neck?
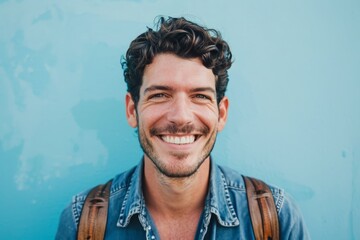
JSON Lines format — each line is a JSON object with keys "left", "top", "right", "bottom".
{"left": 143, "top": 157, "right": 210, "bottom": 217}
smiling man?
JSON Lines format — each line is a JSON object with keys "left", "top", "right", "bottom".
{"left": 56, "top": 17, "right": 309, "bottom": 240}
{"left": 130, "top": 54, "right": 226, "bottom": 179}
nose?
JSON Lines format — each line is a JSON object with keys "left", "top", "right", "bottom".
{"left": 166, "top": 95, "right": 193, "bottom": 125}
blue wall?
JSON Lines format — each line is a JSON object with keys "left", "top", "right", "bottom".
{"left": 1, "top": 0, "right": 359, "bottom": 239}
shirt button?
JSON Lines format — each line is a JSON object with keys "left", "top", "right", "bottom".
{"left": 151, "top": 236, "right": 155, "bottom": 239}
{"left": 148, "top": 226, "right": 152, "bottom": 230}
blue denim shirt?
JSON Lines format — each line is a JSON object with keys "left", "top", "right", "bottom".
{"left": 56, "top": 160, "right": 310, "bottom": 239}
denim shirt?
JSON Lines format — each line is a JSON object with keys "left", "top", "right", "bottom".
{"left": 56, "top": 160, "right": 310, "bottom": 239}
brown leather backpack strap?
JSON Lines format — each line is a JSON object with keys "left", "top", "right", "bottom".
{"left": 243, "top": 176, "right": 280, "bottom": 240}
{"left": 77, "top": 180, "right": 112, "bottom": 240}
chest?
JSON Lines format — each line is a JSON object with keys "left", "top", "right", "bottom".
{"left": 155, "top": 217, "right": 200, "bottom": 240}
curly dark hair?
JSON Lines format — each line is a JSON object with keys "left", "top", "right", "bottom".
{"left": 122, "top": 16, "right": 233, "bottom": 105}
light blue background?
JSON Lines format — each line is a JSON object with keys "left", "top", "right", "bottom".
{"left": 1, "top": 0, "right": 359, "bottom": 239}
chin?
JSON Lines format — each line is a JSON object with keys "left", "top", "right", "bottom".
{"left": 157, "top": 167, "right": 199, "bottom": 178}
{"left": 155, "top": 155, "right": 207, "bottom": 179}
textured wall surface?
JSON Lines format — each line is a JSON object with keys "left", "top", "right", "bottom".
{"left": 0, "top": 0, "right": 359, "bottom": 239}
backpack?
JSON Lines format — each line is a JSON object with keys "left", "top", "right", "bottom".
{"left": 77, "top": 176, "right": 279, "bottom": 240}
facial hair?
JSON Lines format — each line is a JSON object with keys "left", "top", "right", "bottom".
{"left": 137, "top": 121, "right": 217, "bottom": 178}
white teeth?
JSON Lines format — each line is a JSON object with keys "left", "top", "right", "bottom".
{"left": 161, "top": 135, "right": 195, "bottom": 144}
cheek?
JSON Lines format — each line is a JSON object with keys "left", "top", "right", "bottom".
{"left": 140, "top": 103, "right": 219, "bottom": 128}
{"left": 138, "top": 107, "right": 166, "bottom": 127}
{"left": 195, "top": 103, "right": 219, "bottom": 117}
{"left": 194, "top": 108, "right": 219, "bottom": 128}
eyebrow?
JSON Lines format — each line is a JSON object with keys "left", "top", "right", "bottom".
{"left": 190, "top": 87, "right": 216, "bottom": 95}
{"left": 143, "top": 85, "right": 173, "bottom": 94}
{"left": 144, "top": 85, "right": 216, "bottom": 95}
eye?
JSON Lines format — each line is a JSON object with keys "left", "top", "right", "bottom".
{"left": 194, "top": 94, "right": 211, "bottom": 100}
{"left": 150, "top": 93, "right": 165, "bottom": 98}
{"left": 193, "top": 93, "right": 212, "bottom": 103}
{"left": 147, "top": 93, "right": 170, "bottom": 101}
{"left": 196, "top": 94, "right": 209, "bottom": 99}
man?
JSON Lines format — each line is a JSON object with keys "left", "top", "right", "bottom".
{"left": 56, "top": 16, "right": 309, "bottom": 239}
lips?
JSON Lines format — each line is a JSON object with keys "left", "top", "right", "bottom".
{"left": 151, "top": 124, "right": 209, "bottom": 145}
{"left": 161, "top": 135, "right": 196, "bottom": 145}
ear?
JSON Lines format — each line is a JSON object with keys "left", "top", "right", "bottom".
{"left": 217, "top": 96, "right": 229, "bottom": 132}
{"left": 126, "top": 93, "right": 138, "bottom": 128}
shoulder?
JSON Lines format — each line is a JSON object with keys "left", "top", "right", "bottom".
{"left": 216, "top": 164, "right": 310, "bottom": 239}
{"left": 216, "top": 164, "right": 285, "bottom": 213}
{"left": 74, "top": 166, "right": 137, "bottom": 222}
{"left": 55, "top": 166, "right": 138, "bottom": 239}
{"left": 277, "top": 192, "right": 310, "bottom": 238}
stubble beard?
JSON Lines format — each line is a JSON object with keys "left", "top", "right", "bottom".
{"left": 137, "top": 121, "right": 217, "bottom": 179}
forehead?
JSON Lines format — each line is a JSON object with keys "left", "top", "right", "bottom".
{"left": 142, "top": 53, "right": 216, "bottom": 91}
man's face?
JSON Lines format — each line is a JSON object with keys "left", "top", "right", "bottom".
{"left": 126, "top": 53, "right": 228, "bottom": 178}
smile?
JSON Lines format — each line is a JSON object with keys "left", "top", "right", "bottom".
{"left": 161, "top": 135, "right": 196, "bottom": 145}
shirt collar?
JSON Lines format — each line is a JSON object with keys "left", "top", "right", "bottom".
{"left": 116, "top": 161, "right": 145, "bottom": 227}
{"left": 117, "top": 158, "right": 240, "bottom": 228}
{"left": 207, "top": 160, "right": 240, "bottom": 227}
